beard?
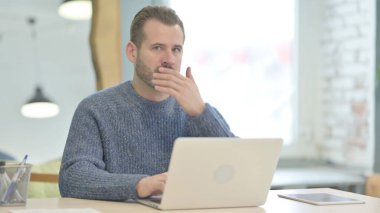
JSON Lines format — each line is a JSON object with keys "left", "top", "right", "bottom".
{"left": 135, "top": 55, "right": 159, "bottom": 89}
{"left": 135, "top": 54, "right": 174, "bottom": 89}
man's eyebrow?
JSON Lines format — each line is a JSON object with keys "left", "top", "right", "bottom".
{"left": 150, "top": 43, "right": 182, "bottom": 47}
{"left": 150, "top": 42, "right": 164, "bottom": 47}
{"left": 174, "top": 44, "right": 183, "bottom": 48}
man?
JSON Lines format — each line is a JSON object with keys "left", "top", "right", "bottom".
{"left": 59, "top": 5, "right": 234, "bottom": 201}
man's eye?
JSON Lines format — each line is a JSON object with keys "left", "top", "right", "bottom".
{"left": 173, "top": 47, "right": 182, "bottom": 53}
{"left": 153, "top": 46, "right": 162, "bottom": 51}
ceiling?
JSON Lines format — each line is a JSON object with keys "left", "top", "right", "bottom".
{"left": 0, "top": 0, "right": 96, "bottom": 163}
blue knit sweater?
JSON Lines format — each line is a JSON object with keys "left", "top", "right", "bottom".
{"left": 59, "top": 81, "right": 234, "bottom": 200}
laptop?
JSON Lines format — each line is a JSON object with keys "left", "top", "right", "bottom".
{"left": 136, "top": 137, "right": 283, "bottom": 210}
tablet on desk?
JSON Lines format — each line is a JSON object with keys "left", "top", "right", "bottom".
{"left": 278, "top": 193, "right": 365, "bottom": 205}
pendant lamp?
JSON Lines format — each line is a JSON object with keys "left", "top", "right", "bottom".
{"left": 20, "top": 17, "right": 60, "bottom": 119}
{"left": 21, "top": 87, "right": 60, "bottom": 119}
{"left": 58, "top": 0, "right": 92, "bottom": 20}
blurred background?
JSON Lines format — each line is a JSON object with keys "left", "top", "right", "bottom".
{"left": 0, "top": 0, "right": 379, "bottom": 197}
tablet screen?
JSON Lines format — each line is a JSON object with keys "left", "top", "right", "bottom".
{"left": 278, "top": 193, "right": 365, "bottom": 205}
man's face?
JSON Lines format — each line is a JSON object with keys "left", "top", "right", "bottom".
{"left": 134, "top": 19, "right": 184, "bottom": 88}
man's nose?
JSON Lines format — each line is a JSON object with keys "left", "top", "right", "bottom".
{"left": 161, "top": 50, "right": 175, "bottom": 67}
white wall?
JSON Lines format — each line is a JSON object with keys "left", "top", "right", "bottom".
{"left": 0, "top": 0, "right": 95, "bottom": 164}
{"left": 295, "top": 0, "right": 375, "bottom": 170}
{"left": 318, "top": 0, "right": 375, "bottom": 170}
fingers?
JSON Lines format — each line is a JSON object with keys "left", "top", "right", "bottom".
{"left": 155, "top": 172, "right": 168, "bottom": 183}
{"left": 152, "top": 65, "right": 204, "bottom": 116}
{"left": 186, "top": 67, "right": 193, "bottom": 80}
{"left": 156, "top": 66, "right": 193, "bottom": 81}
{"left": 136, "top": 172, "right": 168, "bottom": 198}
{"left": 152, "top": 67, "right": 186, "bottom": 97}
{"left": 154, "top": 67, "right": 185, "bottom": 84}
{"left": 152, "top": 66, "right": 193, "bottom": 90}
{"left": 152, "top": 77, "right": 183, "bottom": 92}
{"left": 150, "top": 181, "right": 165, "bottom": 196}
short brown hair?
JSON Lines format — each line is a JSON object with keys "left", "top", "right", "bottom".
{"left": 130, "top": 6, "right": 185, "bottom": 48}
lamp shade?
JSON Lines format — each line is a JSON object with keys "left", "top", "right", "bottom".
{"left": 21, "top": 87, "right": 60, "bottom": 119}
{"left": 58, "top": 0, "right": 92, "bottom": 20}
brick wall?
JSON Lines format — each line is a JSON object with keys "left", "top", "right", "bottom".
{"left": 319, "top": 0, "right": 374, "bottom": 168}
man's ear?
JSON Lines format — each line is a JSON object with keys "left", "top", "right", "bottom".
{"left": 126, "top": 41, "right": 137, "bottom": 63}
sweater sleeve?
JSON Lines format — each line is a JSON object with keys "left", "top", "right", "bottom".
{"left": 59, "top": 100, "right": 147, "bottom": 201}
{"left": 186, "top": 103, "right": 235, "bottom": 137}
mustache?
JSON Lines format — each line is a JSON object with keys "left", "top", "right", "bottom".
{"left": 161, "top": 62, "right": 173, "bottom": 69}
{"left": 154, "top": 62, "right": 174, "bottom": 73}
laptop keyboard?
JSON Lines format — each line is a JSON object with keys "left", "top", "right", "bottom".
{"left": 148, "top": 196, "right": 162, "bottom": 204}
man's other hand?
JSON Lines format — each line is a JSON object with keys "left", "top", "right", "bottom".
{"left": 136, "top": 172, "right": 168, "bottom": 198}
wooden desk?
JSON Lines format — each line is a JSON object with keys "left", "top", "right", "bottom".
{"left": 1, "top": 188, "right": 379, "bottom": 213}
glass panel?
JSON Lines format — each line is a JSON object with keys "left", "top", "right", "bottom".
{"left": 170, "top": 0, "right": 295, "bottom": 144}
